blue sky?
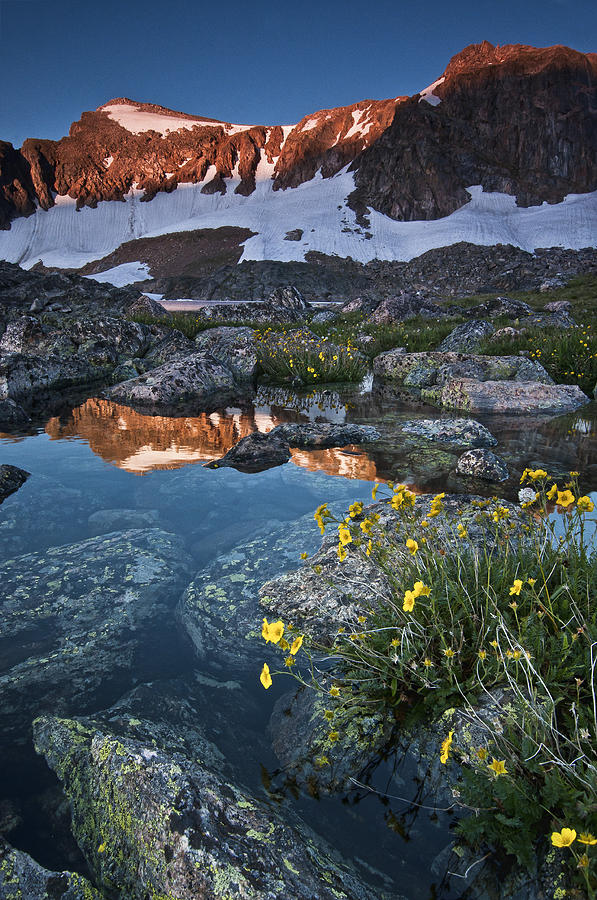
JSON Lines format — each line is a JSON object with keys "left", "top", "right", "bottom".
{"left": 1, "top": 0, "right": 595, "bottom": 147}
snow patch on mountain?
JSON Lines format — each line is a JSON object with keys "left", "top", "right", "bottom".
{"left": 0, "top": 169, "right": 595, "bottom": 274}
{"left": 419, "top": 77, "right": 445, "bottom": 105}
{"left": 101, "top": 102, "right": 254, "bottom": 136}
{"left": 84, "top": 261, "right": 152, "bottom": 286}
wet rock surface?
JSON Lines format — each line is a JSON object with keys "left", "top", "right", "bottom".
{"left": 270, "top": 422, "right": 381, "bottom": 449}
{"left": 0, "top": 397, "right": 30, "bottom": 428}
{"left": 401, "top": 417, "right": 497, "bottom": 448}
{"left": 456, "top": 448, "right": 509, "bottom": 481}
{"left": 0, "top": 838, "right": 102, "bottom": 900}
{"left": 33, "top": 715, "right": 391, "bottom": 900}
{"left": 0, "top": 464, "right": 29, "bottom": 504}
{"left": 438, "top": 378, "right": 590, "bottom": 414}
{"left": 0, "top": 528, "right": 192, "bottom": 741}
{"left": 206, "top": 430, "right": 292, "bottom": 473}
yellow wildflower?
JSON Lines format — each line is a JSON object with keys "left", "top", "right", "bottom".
{"left": 349, "top": 501, "right": 363, "bottom": 518}
{"left": 338, "top": 523, "right": 352, "bottom": 546}
{"left": 443, "top": 648, "right": 456, "bottom": 659}
{"left": 260, "top": 663, "right": 272, "bottom": 689}
{"left": 547, "top": 484, "right": 558, "bottom": 500}
{"left": 300, "top": 551, "right": 308, "bottom": 559}
{"left": 328, "top": 731, "right": 339, "bottom": 743}
{"left": 337, "top": 543, "right": 347, "bottom": 561}
{"left": 406, "top": 538, "right": 418, "bottom": 555}
{"left": 556, "top": 489, "right": 575, "bottom": 508}
{"left": 403, "top": 590, "right": 415, "bottom": 612}
{"left": 509, "top": 579, "right": 523, "bottom": 596}
{"left": 551, "top": 828, "right": 576, "bottom": 847}
{"left": 440, "top": 730, "right": 454, "bottom": 764}
{"left": 478, "top": 649, "right": 487, "bottom": 660}
{"left": 527, "top": 577, "right": 536, "bottom": 586}
{"left": 290, "top": 635, "right": 303, "bottom": 655}
{"left": 279, "top": 638, "right": 290, "bottom": 651}
{"left": 578, "top": 833, "right": 597, "bottom": 845}
{"left": 265, "top": 621, "right": 284, "bottom": 644}
{"left": 413, "top": 581, "right": 430, "bottom": 597}
{"left": 329, "top": 686, "right": 340, "bottom": 697}
{"left": 391, "top": 638, "right": 399, "bottom": 647}
{"left": 423, "top": 658, "right": 433, "bottom": 667}
{"left": 476, "top": 747, "right": 488, "bottom": 761}
{"left": 98, "top": 842, "right": 107, "bottom": 853}
{"left": 284, "top": 656, "right": 295, "bottom": 667}
{"left": 457, "top": 523, "right": 468, "bottom": 539}
{"left": 488, "top": 758, "right": 508, "bottom": 776}
{"left": 371, "top": 484, "right": 379, "bottom": 500}
{"left": 365, "top": 539, "right": 373, "bottom": 557}
{"left": 577, "top": 496, "right": 595, "bottom": 513}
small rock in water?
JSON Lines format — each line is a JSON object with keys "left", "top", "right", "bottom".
{"left": 270, "top": 422, "right": 381, "bottom": 449}
{"left": 456, "top": 448, "right": 509, "bottom": 482}
{"left": 401, "top": 418, "right": 497, "bottom": 448}
{"left": 0, "top": 464, "right": 30, "bottom": 504}
{"left": 206, "top": 430, "right": 291, "bottom": 473}
{"left": 0, "top": 399, "right": 31, "bottom": 428}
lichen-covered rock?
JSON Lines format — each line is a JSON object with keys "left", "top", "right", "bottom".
{"left": 142, "top": 328, "right": 196, "bottom": 368}
{"left": 0, "top": 838, "right": 102, "bottom": 900}
{"left": 269, "top": 684, "right": 394, "bottom": 795}
{"left": 401, "top": 418, "right": 497, "bottom": 448}
{"left": 0, "top": 529, "right": 192, "bottom": 740}
{"left": 463, "top": 296, "right": 534, "bottom": 320}
{"left": 456, "top": 448, "right": 509, "bottom": 481}
{"left": 437, "top": 320, "right": 496, "bottom": 352}
{"left": 194, "top": 326, "right": 258, "bottom": 380}
{"left": 367, "top": 293, "right": 447, "bottom": 324}
{"left": 0, "top": 352, "right": 109, "bottom": 401}
{"left": 433, "top": 378, "right": 590, "bottom": 414}
{"left": 206, "top": 430, "right": 291, "bottom": 473}
{"left": 33, "top": 716, "right": 392, "bottom": 900}
{"left": 373, "top": 350, "right": 552, "bottom": 387}
{"left": 270, "top": 422, "right": 381, "bottom": 448}
{"left": 108, "top": 351, "right": 238, "bottom": 409}
{"left": 0, "top": 464, "right": 29, "bottom": 504}
{"left": 125, "top": 293, "right": 172, "bottom": 320}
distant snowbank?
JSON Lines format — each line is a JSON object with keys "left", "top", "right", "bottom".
{"left": 84, "top": 261, "right": 152, "bottom": 286}
{"left": 1, "top": 170, "right": 595, "bottom": 279}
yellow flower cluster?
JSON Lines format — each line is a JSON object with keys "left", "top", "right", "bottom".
{"left": 402, "top": 580, "right": 431, "bottom": 612}
{"left": 259, "top": 620, "right": 304, "bottom": 689}
{"left": 440, "top": 730, "right": 454, "bottom": 764}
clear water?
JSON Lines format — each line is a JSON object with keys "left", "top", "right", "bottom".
{"left": 1, "top": 383, "right": 596, "bottom": 899}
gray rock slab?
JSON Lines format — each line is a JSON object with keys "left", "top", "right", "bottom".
{"left": 108, "top": 351, "right": 238, "bottom": 408}
{"left": 270, "top": 422, "right": 381, "bottom": 449}
{"left": 206, "top": 430, "right": 291, "bottom": 473}
{"left": 194, "top": 326, "right": 258, "bottom": 380}
{"left": 433, "top": 378, "right": 590, "bottom": 414}
{"left": 0, "top": 838, "right": 102, "bottom": 900}
{"left": 456, "top": 448, "right": 509, "bottom": 481}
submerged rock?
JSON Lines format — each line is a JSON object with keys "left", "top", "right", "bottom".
{"left": 0, "top": 838, "right": 102, "bottom": 900}
{"left": 0, "top": 464, "right": 29, "bottom": 504}
{"left": 456, "top": 448, "right": 509, "bottom": 482}
{"left": 34, "top": 716, "right": 391, "bottom": 900}
{"left": 400, "top": 417, "right": 497, "bottom": 448}
{"left": 270, "top": 422, "right": 381, "bottom": 449}
{"left": 0, "top": 529, "right": 192, "bottom": 740}
{"left": 206, "top": 430, "right": 291, "bottom": 473}
{"left": 108, "top": 351, "right": 238, "bottom": 409}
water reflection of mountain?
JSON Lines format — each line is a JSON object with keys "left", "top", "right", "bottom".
{"left": 43, "top": 395, "right": 382, "bottom": 479}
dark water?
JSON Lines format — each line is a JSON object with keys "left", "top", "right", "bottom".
{"left": 1, "top": 382, "right": 596, "bottom": 899}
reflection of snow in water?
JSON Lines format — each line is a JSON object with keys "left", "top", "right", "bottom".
{"left": 571, "top": 418, "right": 593, "bottom": 435}
{"left": 254, "top": 386, "right": 347, "bottom": 424}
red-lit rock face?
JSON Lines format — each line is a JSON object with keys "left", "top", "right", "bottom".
{"left": 1, "top": 42, "right": 595, "bottom": 230}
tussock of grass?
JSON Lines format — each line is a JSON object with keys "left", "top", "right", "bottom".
{"left": 129, "top": 311, "right": 259, "bottom": 340}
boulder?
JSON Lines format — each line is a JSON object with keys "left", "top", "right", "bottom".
{"left": 142, "top": 329, "right": 196, "bottom": 368}
{"left": 206, "top": 430, "right": 292, "bottom": 473}
{"left": 194, "top": 325, "right": 258, "bottom": 379}
{"left": 436, "top": 379, "right": 590, "bottom": 414}
{"left": 0, "top": 315, "right": 43, "bottom": 354}
{"left": 270, "top": 422, "right": 381, "bottom": 449}
{"left": 463, "top": 296, "right": 534, "bottom": 319}
{"left": 125, "top": 293, "right": 172, "bottom": 320}
{"left": 0, "top": 352, "right": 107, "bottom": 401}
{"left": 456, "top": 448, "right": 509, "bottom": 481}
{"left": 401, "top": 418, "right": 497, "bottom": 448}
{"left": 544, "top": 299, "right": 571, "bottom": 312}
{"left": 437, "top": 320, "right": 495, "bottom": 352}
{"left": 339, "top": 296, "right": 380, "bottom": 316}
{"left": 311, "top": 309, "right": 339, "bottom": 324}
{"left": 0, "top": 529, "right": 192, "bottom": 740}
{"left": 0, "top": 464, "right": 29, "bottom": 504}
{"left": 367, "top": 293, "right": 447, "bottom": 325}
{"left": 33, "top": 716, "right": 385, "bottom": 900}
{"left": 108, "top": 351, "right": 238, "bottom": 409}
{"left": 266, "top": 285, "right": 310, "bottom": 312}
{"left": 373, "top": 350, "right": 552, "bottom": 389}
{"left": 0, "top": 838, "right": 102, "bottom": 900}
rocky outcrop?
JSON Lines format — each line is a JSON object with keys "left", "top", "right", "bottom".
{"left": 400, "top": 418, "right": 497, "bottom": 448}
{"left": 456, "top": 448, "right": 509, "bottom": 481}
{"left": 33, "top": 715, "right": 387, "bottom": 900}
{"left": 367, "top": 292, "right": 446, "bottom": 324}
{"left": 206, "top": 430, "right": 292, "bottom": 472}
{"left": 350, "top": 42, "right": 597, "bottom": 221}
{"left": 0, "top": 397, "right": 30, "bottom": 428}
{"left": 0, "top": 838, "right": 102, "bottom": 900}
{"left": 437, "top": 320, "right": 496, "bottom": 352}
{"left": 0, "top": 529, "right": 192, "bottom": 740}
{"left": 107, "top": 351, "right": 239, "bottom": 409}
{"left": 0, "top": 464, "right": 29, "bottom": 504}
